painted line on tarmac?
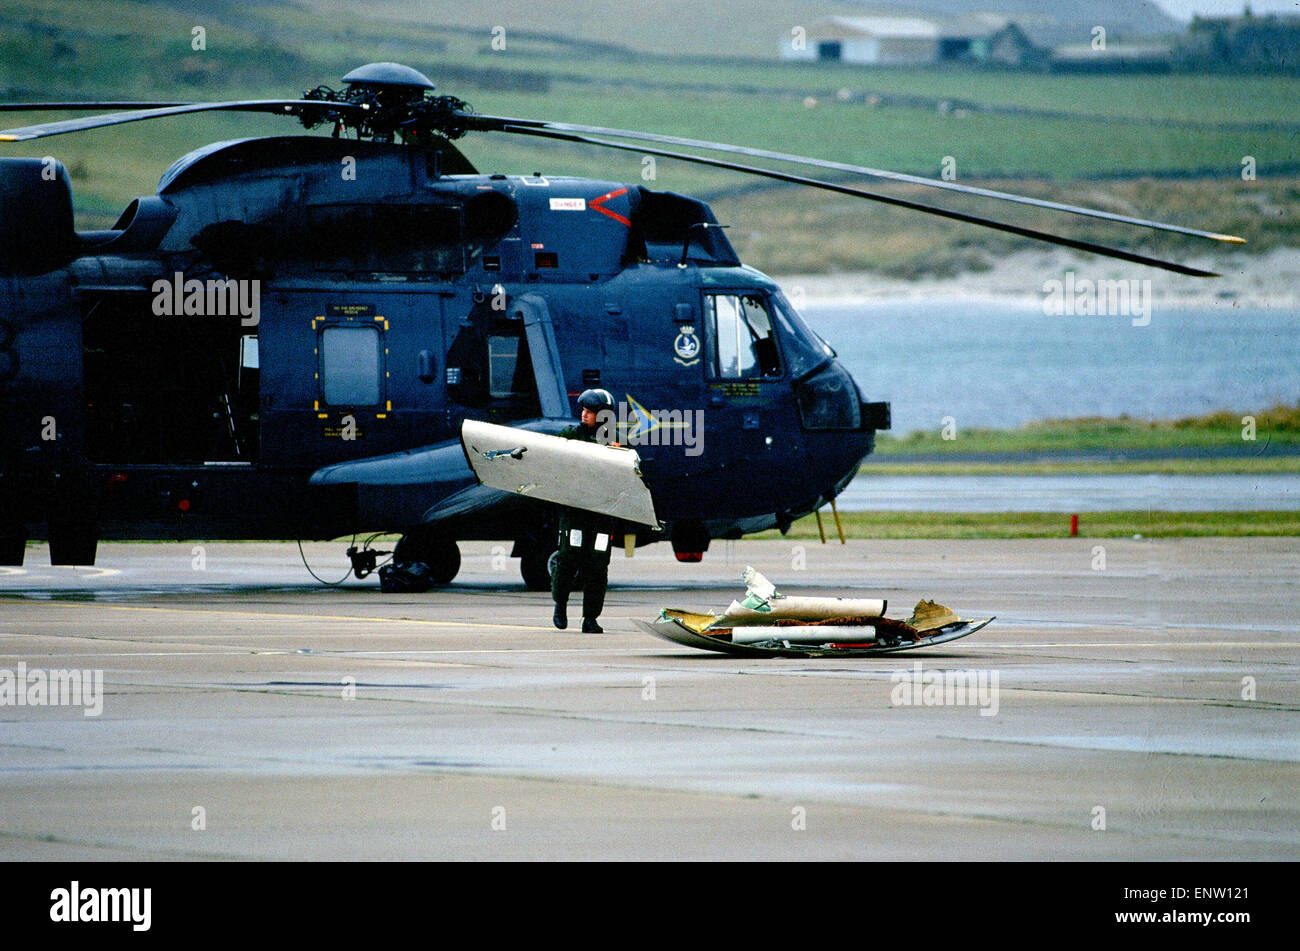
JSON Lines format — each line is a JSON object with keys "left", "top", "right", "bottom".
{"left": 306, "top": 648, "right": 668, "bottom": 655}
{"left": 0, "top": 567, "right": 121, "bottom": 578}
{"left": 974, "top": 641, "right": 1300, "bottom": 649}
{"left": 951, "top": 734, "right": 1300, "bottom": 763}
{"left": 0, "top": 650, "right": 257, "bottom": 658}
{"left": 0, "top": 599, "right": 551, "bottom": 632}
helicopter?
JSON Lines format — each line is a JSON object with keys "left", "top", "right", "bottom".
{"left": 0, "top": 62, "right": 1242, "bottom": 591}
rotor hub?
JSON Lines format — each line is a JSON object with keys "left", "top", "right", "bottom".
{"left": 340, "top": 62, "right": 437, "bottom": 93}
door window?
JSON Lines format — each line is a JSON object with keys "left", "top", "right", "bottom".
{"left": 320, "top": 325, "right": 382, "bottom": 406}
{"left": 488, "top": 335, "right": 525, "bottom": 398}
{"left": 704, "top": 293, "right": 783, "bottom": 379}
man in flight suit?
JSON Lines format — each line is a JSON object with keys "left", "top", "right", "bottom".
{"left": 552, "top": 388, "right": 617, "bottom": 634}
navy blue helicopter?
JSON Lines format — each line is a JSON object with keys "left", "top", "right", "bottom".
{"left": 0, "top": 64, "right": 1240, "bottom": 589}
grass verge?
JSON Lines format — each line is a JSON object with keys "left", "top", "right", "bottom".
{"left": 754, "top": 510, "right": 1300, "bottom": 539}
{"left": 863, "top": 457, "right": 1300, "bottom": 475}
{"left": 874, "top": 404, "right": 1300, "bottom": 457}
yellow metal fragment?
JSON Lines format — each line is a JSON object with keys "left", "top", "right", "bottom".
{"left": 909, "top": 599, "right": 959, "bottom": 633}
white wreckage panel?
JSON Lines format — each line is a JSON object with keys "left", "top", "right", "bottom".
{"left": 462, "top": 419, "right": 660, "bottom": 527}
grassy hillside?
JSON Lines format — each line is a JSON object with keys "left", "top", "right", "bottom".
{"left": 292, "top": 0, "right": 1185, "bottom": 60}
{"left": 292, "top": 0, "right": 872, "bottom": 59}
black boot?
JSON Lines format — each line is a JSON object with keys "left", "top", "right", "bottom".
{"left": 581, "top": 617, "right": 603, "bottom": 634}
{"left": 553, "top": 600, "right": 568, "bottom": 630}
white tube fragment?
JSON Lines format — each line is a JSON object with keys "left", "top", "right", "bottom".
{"left": 729, "top": 625, "right": 877, "bottom": 645}
{"left": 721, "top": 596, "right": 886, "bottom": 624}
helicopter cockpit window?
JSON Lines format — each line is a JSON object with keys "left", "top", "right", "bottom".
{"left": 770, "top": 291, "right": 835, "bottom": 380}
{"left": 704, "top": 293, "right": 783, "bottom": 379}
{"left": 320, "top": 325, "right": 382, "bottom": 406}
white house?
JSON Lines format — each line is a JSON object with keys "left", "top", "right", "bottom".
{"left": 781, "top": 16, "right": 941, "bottom": 66}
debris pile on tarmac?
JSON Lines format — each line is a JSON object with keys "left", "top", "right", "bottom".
{"left": 633, "top": 567, "right": 993, "bottom": 656}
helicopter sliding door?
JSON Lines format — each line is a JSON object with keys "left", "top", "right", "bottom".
{"left": 79, "top": 290, "right": 258, "bottom": 464}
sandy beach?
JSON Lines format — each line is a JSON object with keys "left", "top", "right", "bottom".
{"left": 776, "top": 246, "right": 1300, "bottom": 310}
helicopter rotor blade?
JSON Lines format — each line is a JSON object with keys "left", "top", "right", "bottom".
{"left": 497, "top": 124, "right": 1220, "bottom": 278}
{"left": 461, "top": 112, "right": 1244, "bottom": 246}
{"left": 0, "top": 99, "right": 368, "bottom": 141}
{"left": 0, "top": 102, "right": 192, "bottom": 111}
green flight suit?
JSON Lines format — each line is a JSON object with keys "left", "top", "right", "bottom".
{"left": 551, "top": 423, "right": 615, "bottom": 621}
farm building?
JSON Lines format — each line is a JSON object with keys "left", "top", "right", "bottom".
{"left": 780, "top": 16, "right": 940, "bottom": 66}
{"left": 779, "top": 12, "right": 1058, "bottom": 68}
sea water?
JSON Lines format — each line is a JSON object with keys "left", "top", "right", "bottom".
{"left": 806, "top": 298, "right": 1300, "bottom": 435}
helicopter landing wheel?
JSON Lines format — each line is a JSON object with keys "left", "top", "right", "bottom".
{"left": 543, "top": 549, "right": 583, "bottom": 588}
{"left": 392, "top": 534, "right": 460, "bottom": 585}
{"left": 521, "top": 546, "right": 582, "bottom": 594}
{"left": 519, "top": 547, "right": 552, "bottom": 592}
{"left": 519, "top": 541, "right": 558, "bottom": 592}
{"left": 0, "top": 525, "right": 25, "bottom": 567}
{"left": 48, "top": 519, "right": 98, "bottom": 566}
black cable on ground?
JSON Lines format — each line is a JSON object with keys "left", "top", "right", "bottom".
{"left": 297, "top": 536, "right": 355, "bottom": 585}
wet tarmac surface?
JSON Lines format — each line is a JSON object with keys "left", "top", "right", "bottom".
{"left": 1, "top": 538, "right": 1296, "bottom": 859}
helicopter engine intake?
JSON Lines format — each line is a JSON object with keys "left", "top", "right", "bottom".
{"left": 0, "top": 158, "right": 79, "bottom": 276}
